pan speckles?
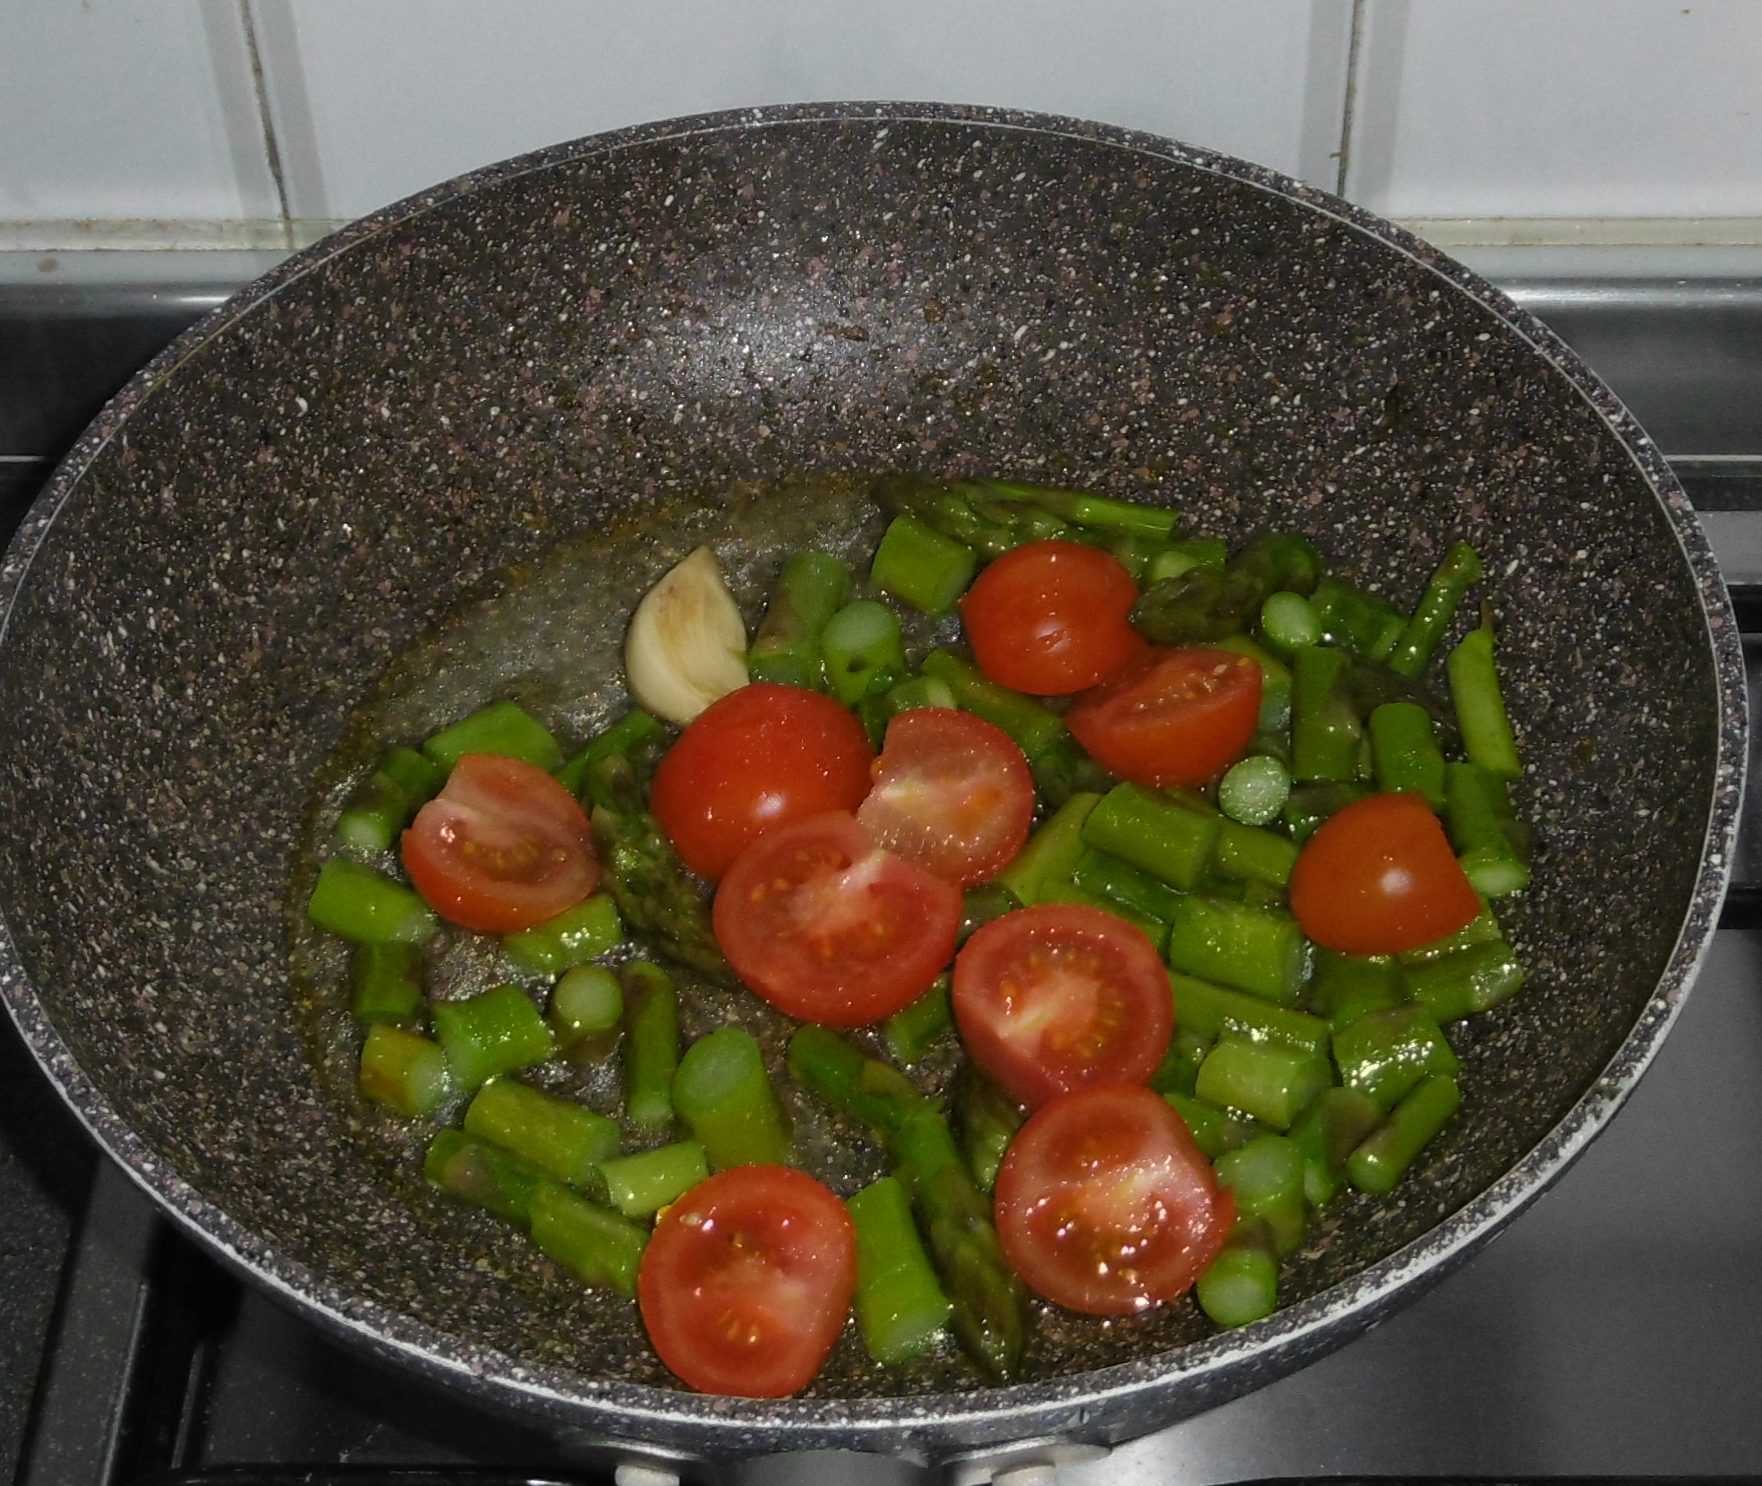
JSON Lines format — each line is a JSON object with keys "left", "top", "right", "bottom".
{"left": 0, "top": 104, "right": 1744, "bottom": 1464}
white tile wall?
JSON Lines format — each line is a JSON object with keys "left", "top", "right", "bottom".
{"left": 251, "top": 0, "right": 1352, "bottom": 223}
{"left": 1345, "top": 0, "right": 1762, "bottom": 221}
{"left": 0, "top": 0, "right": 279, "bottom": 224}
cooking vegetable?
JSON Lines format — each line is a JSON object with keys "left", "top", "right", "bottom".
{"left": 423, "top": 699, "right": 565, "bottom": 774}
{"left": 1214, "top": 1133, "right": 1308, "bottom": 1256}
{"left": 847, "top": 1176, "right": 953, "bottom": 1365}
{"left": 529, "top": 1184, "right": 648, "bottom": 1296}
{"left": 463, "top": 1079, "right": 619, "bottom": 1189}
{"left": 960, "top": 539, "right": 1143, "bottom": 696}
{"left": 672, "top": 1026, "right": 793, "bottom": 1170}
{"left": 1194, "top": 1037, "right": 1332, "bottom": 1131}
{"left": 1217, "top": 753, "right": 1292, "bottom": 827}
{"left": 952, "top": 903, "right": 1172, "bottom": 1108}
{"left": 1444, "top": 760, "right": 1531, "bottom": 898}
{"left": 555, "top": 709, "right": 663, "bottom": 798}
{"left": 637, "top": 1165, "right": 857, "bottom": 1397}
{"left": 1388, "top": 541, "right": 1484, "bottom": 678}
{"left": 1310, "top": 576, "right": 1405, "bottom": 661}
{"left": 1347, "top": 1072, "right": 1462, "bottom": 1195}
{"left": 1080, "top": 782, "right": 1220, "bottom": 892}
{"left": 1196, "top": 1217, "right": 1280, "bottom": 1328}
{"left": 1332, "top": 1003, "right": 1461, "bottom": 1110}
{"left": 648, "top": 682, "right": 874, "bottom": 880}
{"left": 1257, "top": 591, "right": 1322, "bottom": 657}
{"left": 856, "top": 708, "right": 1036, "bottom": 888}
{"left": 1447, "top": 607, "right": 1523, "bottom": 781}
{"left": 1289, "top": 644, "right": 1364, "bottom": 784}
{"left": 623, "top": 545, "right": 750, "bottom": 727}
{"left": 501, "top": 894, "right": 623, "bottom": 976}
{"left": 994, "top": 1084, "right": 1235, "bottom": 1316}
{"left": 870, "top": 514, "right": 976, "bottom": 616}
{"left": 423, "top": 1129, "right": 552, "bottom": 1225}
{"left": 337, "top": 746, "right": 445, "bottom": 853}
{"left": 952, "top": 1066, "right": 1023, "bottom": 1195}
{"left": 358, "top": 1024, "right": 454, "bottom": 1117}
{"left": 993, "top": 791, "right": 1101, "bottom": 905}
{"left": 1171, "top": 970, "right": 1331, "bottom": 1056}
{"left": 820, "top": 598, "right": 908, "bottom": 713}
{"left": 1288, "top": 1085, "right": 1384, "bottom": 1205}
{"left": 621, "top": 960, "right": 679, "bottom": 1133}
{"left": 350, "top": 942, "right": 425, "bottom": 1026}
{"left": 547, "top": 964, "right": 623, "bottom": 1056}
{"left": 1289, "top": 793, "right": 1481, "bottom": 955}
{"left": 1404, "top": 938, "right": 1525, "bottom": 1023}
{"left": 599, "top": 1140, "right": 710, "bottom": 1218}
{"left": 748, "top": 550, "right": 853, "bottom": 689}
{"left": 1368, "top": 700, "right": 1447, "bottom": 809}
{"left": 1066, "top": 647, "right": 1262, "bottom": 788}
{"left": 307, "top": 859, "right": 438, "bottom": 945}
{"left": 432, "top": 984, "right": 556, "bottom": 1091}
{"left": 1130, "top": 531, "right": 1322, "bottom": 644}
{"left": 882, "top": 976, "right": 954, "bottom": 1065}
{"left": 713, "top": 812, "right": 961, "bottom": 1027}
{"left": 1164, "top": 894, "right": 1308, "bottom": 1004}
{"left": 403, "top": 754, "right": 598, "bottom": 934}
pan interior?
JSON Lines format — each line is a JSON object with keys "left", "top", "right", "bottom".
{"left": 0, "top": 111, "right": 1724, "bottom": 1416}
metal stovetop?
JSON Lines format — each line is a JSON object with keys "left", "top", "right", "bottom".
{"left": 1, "top": 244, "right": 1760, "bottom": 1486}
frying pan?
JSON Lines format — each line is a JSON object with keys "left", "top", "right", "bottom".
{"left": 0, "top": 103, "right": 1744, "bottom": 1472}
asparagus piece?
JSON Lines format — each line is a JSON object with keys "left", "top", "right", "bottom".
{"left": 502, "top": 894, "right": 623, "bottom": 977}
{"left": 1163, "top": 1090, "right": 1255, "bottom": 1160}
{"left": 464, "top": 1080, "right": 619, "bottom": 1190}
{"left": 1147, "top": 536, "right": 1229, "bottom": 583}
{"left": 1388, "top": 542, "right": 1483, "bottom": 678}
{"left": 953, "top": 1066, "right": 1024, "bottom": 1195}
{"left": 1332, "top": 1004, "right": 1460, "bottom": 1110}
{"left": 1171, "top": 971, "right": 1332, "bottom": 1057}
{"left": 1404, "top": 939, "right": 1525, "bottom": 1023}
{"left": 424, "top": 1129, "right": 554, "bottom": 1225}
{"left": 350, "top": 942, "right": 425, "bottom": 1026}
{"left": 1217, "top": 754, "right": 1292, "bottom": 827}
{"left": 1214, "top": 1132, "right": 1308, "bottom": 1256}
{"left": 1287, "top": 1085, "right": 1383, "bottom": 1205}
{"left": 432, "top": 985, "right": 557, "bottom": 1090}
{"left": 1306, "top": 949, "right": 1407, "bottom": 1031}
{"left": 597, "top": 1140, "right": 710, "bottom": 1219}
{"left": 307, "top": 859, "right": 437, "bottom": 946}
{"left": 847, "top": 1176, "right": 955, "bottom": 1365}
{"left": 1310, "top": 577, "right": 1405, "bottom": 661}
{"left": 958, "top": 882, "right": 1024, "bottom": 945}
{"left": 872, "top": 474, "right": 1077, "bottom": 557}
{"left": 1038, "top": 879, "right": 1169, "bottom": 954}
{"left": 622, "top": 961, "right": 680, "bottom": 1134}
{"left": 994, "top": 791, "right": 1102, "bottom": 904}
{"left": 1197, "top": 1217, "right": 1280, "bottom": 1328}
{"left": 1150, "top": 1028, "right": 1214, "bottom": 1099}
{"left": 883, "top": 976, "right": 955, "bottom": 1065}
{"left": 1214, "top": 817, "right": 1299, "bottom": 890}
{"left": 422, "top": 698, "right": 564, "bottom": 773}
{"left": 977, "top": 478, "right": 1180, "bottom": 540}
{"left": 1195, "top": 1038, "right": 1333, "bottom": 1131}
{"left": 1082, "top": 783, "right": 1220, "bottom": 892}
{"left": 870, "top": 515, "right": 977, "bottom": 616}
{"left": 1345, "top": 656, "right": 1461, "bottom": 748}
{"left": 548, "top": 964, "right": 624, "bottom": 1061}
{"left": 1290, "top": 645, "right": 1364, "bottom": 784}
{"left": 358, "top": 1024, "right": 455, "bottom": 1118}
{"left": 529, "top": 1184, "right": 648, "bottom": 1296}
{"left": 672, "top": 1026, "right": 793, "bottom": 1170}
{"left": 1258, "top": 591, "right": 1322, "bottom": 657}
{"left": 821, "top": 599, "right": 908, "bottom": 715}
{"left": 556, "top": 709, "right": 663, "bottom": 797}
{"left": 1072, "top": 848, "right": 1187, "bottom": 926}
{"left": 1369, "top": 700, "right": 1447, "bottom": 809}
{"left": 1447, "top": 606, "right": 1523, "bottom": 781}
{"left": 1165, "top": 895, "right": 1309, "bottom": 1005}
{"left": 1282, "top": 780, "right": 1368, "bottom": 845}
{"left": 1131, "top": 531, "right": 1323, "bottom": 644}
{"left": 1216, "top": 633, "right": 1294, "bottom": 735}
{"left": 336, "top": 746, "right": 445, "bottom": 853}
{"left": 1347, "top": 1073, "right": 1462, "bottom": 1195}
{"left": 1445, "top": 760, "right": 1531, "bottom": 898}
{"left": 584, "top": 750, "right": 736, "bottom": 986}
{"left": 747, "top": 550, "right": 853, "bottom": 688}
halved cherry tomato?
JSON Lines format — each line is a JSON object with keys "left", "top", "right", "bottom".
{"left": 995, "top": 1084, "right": 1235, "bottom": 1316}
{"left": 855, "top": 707, "right": 1036, "bottom": 888}
{"left": 402, "top": 753, "right": 597, "bottom": 933}
{"left": 1065, "top": 646, "right": 1261, "bottom": 788}
{"left": 952, "top": 903, "right": 1172, "bottom": 1107}
{"left": 649, "top": 683, "right": 875, "bottom": 881}
{"left": 713, "top": 812, "right": 961, "bottom": 1026}
{"left": 1289, "top": 791, "right": 1481, "bottom": 955}
{"left": 637, "top": 1164, "right": 856, "bottom": 1397}
{"left": 960, "top": 540, "right": 1145, "bottom": 696}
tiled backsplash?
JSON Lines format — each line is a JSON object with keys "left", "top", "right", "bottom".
{"left": 5, "top": 0, "right": 1761, "bottom": 243}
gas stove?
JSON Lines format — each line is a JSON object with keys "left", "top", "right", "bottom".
{"left": 2, "top": 245, "right": 1760, "bottom": 1486}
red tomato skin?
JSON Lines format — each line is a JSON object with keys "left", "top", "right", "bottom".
{"left": 1065, "top": 646, "right": 1262, "bottom": 788}
{"left": 713, "top": 812, "right": 962, "bottom": 1027}
{"left": 638, "top": 1165, "right": 857, "bottom": 1398}
{"left": 1290, "top": 792, "right": 1482, "bottom": 954}
{"left": 995, "top": 1084, "right": 1235, "bottom": 1317}
{"left": 856, "top": 707, "right": 1037, "bottom": 887}
{"left": 650, "top": 683, "right": 875, "bottom": 880}
{"left": 401, "top": 753, "right": 597, "bottom": 933}
{"left": 952, "top": 903, "right": 1172, "bottom": 1108}
{"left": 960, "top": 540, "right": 1145, "bottom": 696}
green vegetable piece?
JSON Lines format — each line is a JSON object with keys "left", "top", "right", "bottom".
{"left": 1214, "top": 817, "right": 1298, "bottom": 889}
{"left": 423, "top": 1129, "right": 553, "bottom": 1224}
{"left": 1215, "top": 633, "right": 1294, "bottom": 735}
{"left": 872, "top": 474, "right": 1067, "bottom": 558}
{"left": 1388, "top": 542, "right": 1483, "bottom": 678}
{"left": 672, "top": 1027, "right": 793, "bottom": 1170}
{"left": 1083, "top": 783, "right": 1220, "bottom": 892}
{"left": 958, "top": 882, "right": 1023, "bottom": 945}
{"left": 1445, "top": 760, "right": 1531, "bottom": 898}
{"left": 1150, "top": 1027, "right": 1214, "bottom": 1098}
{"left": 786, "top": 1025, "right": 932, "bottom": 1138}
{"left": 622, "top": 961, "right": 680, "bottom": 1133}
{"left": 1217, "top": 754, "right": 1292, "bottom": 827}
{"left": 847, "top": 1176, "right": 955, "bottom": 1365}
{"left": 748, "top": 550, "right": 854, "bottom": 688}
{"left": 882, "top": 674, "right": 958, "bottom": 721}
{"left": 1163, "top": 1090, "right": 1255, "bottom": 1160}
{"left": 1307, "top": 949, "right": 1407, "bottom": 1031}
{"left": 432, "top": 985, "right": 556, "bottom": 1090}
{"left": 1258, "top": 590, "right": 1322, "bottom": 657}
{"left": 350, "top": 941, "right": 425, "bottom": 1026}
{"left": 1290, "top": 645, "right": 1364, "bottom": 784}
{"left": 1165, "top": 895, "right": 1309, "bottom": 1005}
{"left": 464, "top": 1080, "right": 619, "bottom": 1189}
{"left": 1369, "top": 701, "right": 1447, "bottom": 810}
{"left": 1197, "top": 1217, "right": 1280, "bottom": 1328}
{"left": 1282, "top": 780, "right": 1367, "bottom": 844}
{"left": 422, "top": 698, "right": 563, "bottom": 772}
{"left": 871, "top": 514, "right": 978, "bottom": 616}
{"left": 822, "top": 599, "right": 908, "bottom": 710}
{"left": 1171, "top": 971, "right": 1331, "bottom": 1056}
{"left": 1039, "top": 879, "right": 1168, "bottom": 954}
{"left": 1395, "top": 903, "right": 1504, "bottom": 966}
{"left": 597, "top": 1140, "right": 710, "bottom": 1218}
{"left": 1288, "top": 1085, "right": 1383, "bottom": 1206}
{"left": 1311, "top": 577, "right": 1405, "bottom": 661}
{"left": 548, "top": 964, "right": 624, "bottom": 1050}
{"left": 336, "top": 746, "right": 445, "bottom": 853}
{"left": 1195, "top": 1038, "right": 1333, "bottom": 1131}
{"left": 1404, "top": 939, "right": 1525, "bottom": 1024}
{"left": 1348, "top": 1073, "right": 1462, "bottom": 1195}
{"left": 1332, "top": 1004, "right": 1460, "bottom": 1110}
{"left": 977, "top": 478, "right": 1180, "bottom": 540}
{"left": 1214, "top": 1132, "right": 1308, "bottom": 1256}
{"left": 883, "top": 977, "right": 955, "bottom": 1065}
{"left": 1446, "top": 608, "right": 1522, "bottom": 780}
{"left": 1146, "top": 537, "right": 1228, "bottom": 585}
{"left": 307, "top": 859, "right": 437, "bottom": 946}
{"left": 529, "top": 1184, "right": 648, "bottom": 1296}
{"left": 502, "top": 894, "right": 623, "bottom": 976}
{"left": 1131, "top": 531, "right": 1323, "bottom": 644}
{"left": 920, "top": 648, "right": 1070, "bottom": 763}
{"left": 953, "top": 1067, "right": 1024, "bottom": 1195}
{"left": 358, "top": 1024, "right": 454, "bottom": 1118}
{"left": 994, "top": 791, "right": 1102, "bottom": 904}
{"left": 556, "top": 710, "right": 663, "bottom": 798}
{"left": 1073, "top": 849, "right": 1187, "bottom": 926}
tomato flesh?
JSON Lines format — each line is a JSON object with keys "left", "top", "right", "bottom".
{"left": 1065, "top": 646, "right": 1261, "bottom": 788}
{"left": 638, "top": 1165, "right": 856, "bottom": 1397}
{"left": 713, "top": 812, "right": 962, "bottom": 1026}
{"left": 401, "top": 753, "right": 598, "bottom": 933}
{"left": 952, "top": 903, "right": 1172, "bottom": 1108}
{"left": 1290, "top": 791, "right": 1481, "bottom": 954}
{"left": 960, "top": 540, "right": 1145, "bottom": 696}
{"left": 649, "top": 683, "right": 874, "bottom": 880}
{"left": 856, "top": 707, "right": 1036, "bottom": 887}
{"left": 995, "top": 1084, "right": 1235, "bottom": 1316}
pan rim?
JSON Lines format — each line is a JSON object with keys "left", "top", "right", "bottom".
{"left": 0, "top": 99, "right": 1745, "bottom": 1459}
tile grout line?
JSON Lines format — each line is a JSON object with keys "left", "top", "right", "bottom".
{"left": 237, "top": 0, "right": 294, "bottom": 252}
{"left": 1335, "top": 0, "right": 1368, "bottom": 199}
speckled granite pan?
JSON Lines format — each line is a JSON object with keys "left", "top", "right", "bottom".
{"left": 0, "top": 105, "right": 1744, "bottom": 1470}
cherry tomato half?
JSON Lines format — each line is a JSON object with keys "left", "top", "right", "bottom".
{"left": 401, "top": 753, "right": 598, "bottom": 933}
{"left": 855, "top": 707, "right": 1036, "bottom": 888}
{"left": 952, "top": 903, "right": 1172, "bottom": 1108}
{"left": 1065, "top": 646, "right": 1261, "bottom": 788}
{"left": 650, "top": 683, "right": 875, "bottom": 880}
{"left": 713, "top": 812, "right": 962, "bottom": 1026}
{"left": 638, "top": 1165, "right": 856, "bottom": 1397}
{"left": 995, "top": 1084, "right": 1235, "bottom": 1317}
{"left": 960, "top": 540, "right": 1145, "bottom": 696}
{"left": 1289, "top": 792, "right": 1481, "bottom": 955}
